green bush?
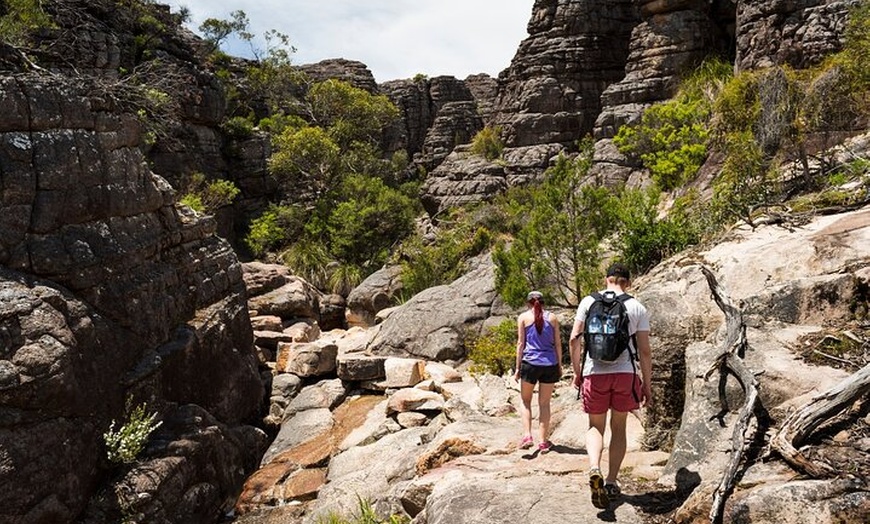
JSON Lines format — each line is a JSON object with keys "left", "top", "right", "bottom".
{"left": 614, "top": 94, "right": 711, "bottom": 191}
{"left": 245, "top": 204, "right": 306, "bottom": 257}
{"left": 468, "top": 319, "right": 517, "bottom": 376}
{"left": 222, "top": 116, "right": 255, "bottom": 139}
{"left": 615, "top": 58, "right": 732, "bottom": 191}
{"left": 103, "top": 401, "right": 162, "bottom": 464}
{"left": 179, "top": 173, "right": 240, "bottom": 214}
{"left": 470, "top": 126, "right": 504, "bottom": 161}
{"left": 614, "top": 187, "right": 704, "bottom": 274}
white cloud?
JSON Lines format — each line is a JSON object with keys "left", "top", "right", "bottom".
{"left": 163, "top": 0, "right": 533, "bottom": 82}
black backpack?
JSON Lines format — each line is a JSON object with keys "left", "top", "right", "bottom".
{"left": 583, "top": 291, "right": 635, "bottom": 362}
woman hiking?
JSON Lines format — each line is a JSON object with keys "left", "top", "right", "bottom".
{"left": 514, "top": 290, "right": 563, "bottom": 453}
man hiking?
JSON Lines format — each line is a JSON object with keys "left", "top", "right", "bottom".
{"left": 569, "top": 263, "right": 653, "bottom": 509}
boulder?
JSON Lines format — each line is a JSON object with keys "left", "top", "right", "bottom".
{"left": 248, "top": 277, "right": 322, "bottom": 321}
{"left": 336, "top": 354, "right": 387, "bottom": 382}
{"left": 386, "top": 389, "right": 446, "bottom": 415}
{"left": 346, "top": 265, "right": 403, "bottom": 328}
{"left": 276, "top": 342, "right": 338, "bottom": 377}
{"left": 367, "top": 255, "right": 498, "bottom": 361}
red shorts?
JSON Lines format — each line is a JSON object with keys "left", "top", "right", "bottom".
{"left": 582, "top": 373, "right": 641, "bottom": 414}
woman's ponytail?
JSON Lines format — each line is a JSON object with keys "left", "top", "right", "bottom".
{"left": 533, "top": 298, "right": 544, "bottom": 334}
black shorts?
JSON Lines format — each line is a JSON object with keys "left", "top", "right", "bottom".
{"left": 519, "top": 361, "right": 560, "bottom": 384}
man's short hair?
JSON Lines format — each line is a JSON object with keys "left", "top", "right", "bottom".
{"left": 606, "top": 263, "right": 631, "bottom": 280}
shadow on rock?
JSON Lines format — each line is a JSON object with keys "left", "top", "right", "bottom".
{"left": 612, "top": 467, "right": 702, "bottom": 517}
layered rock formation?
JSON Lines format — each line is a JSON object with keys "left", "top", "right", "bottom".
{"left": 0, "top": 68, "right": 262, "bottom": 524}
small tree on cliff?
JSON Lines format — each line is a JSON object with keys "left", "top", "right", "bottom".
{"left": 493, "top": 139, "right": 617, "bottom": 307}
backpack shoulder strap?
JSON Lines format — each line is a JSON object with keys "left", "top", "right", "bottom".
{"left": 590, "top": 291, "right": 604, "bottom": 302}
{"left": 616, "top": 293, "right": 633, "bottom": 304}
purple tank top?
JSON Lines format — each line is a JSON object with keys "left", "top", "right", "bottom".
{"left": 523, "top": 313, "right": 557, "bottom": 366}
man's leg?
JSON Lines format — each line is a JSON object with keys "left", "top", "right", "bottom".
{"left": 586, "top": 412, "right": 607, "bottom": 470}
{"left": 587, "top": 411, "right": 610, "bottom": 508}
{"left": 607, "top": 410, "right": 629, "bottom": 483}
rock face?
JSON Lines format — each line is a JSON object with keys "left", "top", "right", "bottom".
{"left": 492, "top": 0, "right": 639, "bottom": 148}
{"left": 0, "top": 73, "right": 263, "bottom": 523}
{"left": 735, "top": 0, "right": 861, "bottom": 71}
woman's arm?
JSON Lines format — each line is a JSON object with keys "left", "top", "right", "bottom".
{"left": 514, "top": 314, "right": 526, "bottom": 380}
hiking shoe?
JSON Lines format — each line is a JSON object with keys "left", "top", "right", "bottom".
{"left": 519, "top": 435, "right": 534, "bottom": 449}
{"left": 589, "top": 469, "right": 610, "bottom": 509}
{"left": 604, "top": 482, "right": 621, "bottom": 499}
{"left": 537, "top": 440, "right": 552, "bottom": 453}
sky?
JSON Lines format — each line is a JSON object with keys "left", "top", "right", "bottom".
{"left": 162, "top": 1, "right": 535, "bottom": 83}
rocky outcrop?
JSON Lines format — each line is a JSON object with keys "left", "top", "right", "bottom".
{"left": 366, "top": 255, "right": 503, "bottom": 361}
{"left": 420, "top": 146, "right": 509, "bottom": 215}
{"left": 492, "top": 0, "right": 639, "bottom": 148}
{"left": 381, "top": 75, "right": 491, "bottom": 174}
{"left": 0, "top": 73, "right": 262, "bottom": 523}
{"left": 299, "top": 58, "right": 379, "bottom": 93}
{"left": 736, "top": 0, "right": 861, "bottom": 71}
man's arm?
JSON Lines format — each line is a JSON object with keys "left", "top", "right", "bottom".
{"left": 569, "top": 318, "right": 584, "bottom": 388}
{"left": 636, "top": 330, "right": 653, "bottom": 407}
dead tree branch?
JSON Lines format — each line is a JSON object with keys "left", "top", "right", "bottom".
{"left": 769, "top": 362, "right": 870, "bottom": 478}
{"left": 700, "top": 266, "right": 761, "bottom": 524}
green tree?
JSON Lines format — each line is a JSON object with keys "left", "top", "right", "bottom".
{"left": 198, "top": 10, "right": 251, "bottom": 53}
{"left": 326, "top": 174, "right": 418, "bottom": 270}
{"left": 494, "top": 140, "right": 617, "bottom": 307}
{"left": 269, "top": 126, "right": 341, "bottom": 198}
{"left": 304, "top": 79, "right": 400, "bottom": 149}
{"left": 614, "top": 187, "right": 704, "bottom": 274}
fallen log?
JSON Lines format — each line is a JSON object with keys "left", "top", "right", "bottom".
{"left": 700, "top": 266, "right": 761, "bottom": 524}
{"left": 769, "top": 362, "right": 870, "bottom": 478}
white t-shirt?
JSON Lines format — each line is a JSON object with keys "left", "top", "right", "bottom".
{"left": 575, "top": 290, "right": 650, "bottom": 376}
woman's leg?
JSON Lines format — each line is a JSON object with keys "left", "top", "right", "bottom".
{"left": 537, "top": 382, "right": 554, "bottom": 443}
{"left": 520, "top": 379, "right": 535, "bottom": 439}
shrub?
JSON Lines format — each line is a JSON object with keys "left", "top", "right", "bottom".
{"left": 711, "top": 131, "right": 779, "bottom": 227}
{"left": 222, "top": 116, "right": 255, "bottom": 139}
{"left": 468, "top": 319, "right": 517, "bottom": 376}
{"left": 103, "top": 401, "right": 162, "bottom": 464}
{"left": 615, "top": 58, "right": 732, "bottom": 191}
{"left": 318, "top": 497, "right": 408, "bottom": 524}
{"left": 614, "top": 187, "right": 704, "bottom": 274}
{"left": 470, "top": 126, "right": 504, "bottom": 161}
{"left": 179, "top": 173, "right": 240, "bottom": 214}
{"left": 245, "top": 204, "right": 305, "bottom": 257}
{"left": 614, "top": 94, "right": 711, "bottom": 191}
{"left": 0, "top": 0, "right": 55, "bottom": 44}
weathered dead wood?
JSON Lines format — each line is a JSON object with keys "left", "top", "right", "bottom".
{"left": 769, "top": 362, "right": 870, "bottom": 478}
{"left": 700, "top": 266, "right": 761, "bottom": 524}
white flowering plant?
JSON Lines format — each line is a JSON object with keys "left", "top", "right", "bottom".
{"left": 103, "top": 401, "right": 162, "bottom": 464}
